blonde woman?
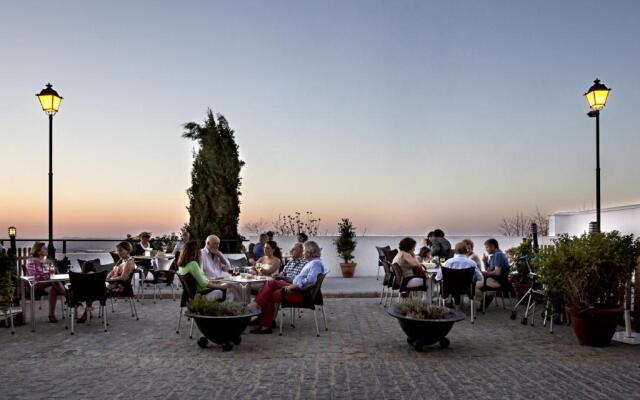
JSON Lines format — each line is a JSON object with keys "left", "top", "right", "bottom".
{"left": 25, "top": 242, "right": 65, "bottom": 323}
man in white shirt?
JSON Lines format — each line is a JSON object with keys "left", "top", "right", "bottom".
{"left": 200, "top": 235, "right": 231, "bottom": 279}
{"left": 436, "top": 242, "right": 484, "bottom": 282}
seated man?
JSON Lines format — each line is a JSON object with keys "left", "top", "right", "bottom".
{"left": 475, "top": 238, "right": 510, "bottom": 305}
{"left": 200, "top": 235, "right": 231, "bottom": 279}
{"left": 430, "top": 229, "right": 452, "bottom": 260}
{"left": 278, "top": 243, "right": 307, "bottom": 280}
{"left": 436, "top": 242, "right": 483, "bottom": 306}
{"left": 249, "top": 241, "right": 326, "bottom": 334}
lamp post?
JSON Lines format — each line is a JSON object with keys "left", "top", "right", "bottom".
{"left": 584, "top": 79, "right": 610, "bottom": 233}
{"left": 36, "top": 83, "right": 63, "bottom": 259}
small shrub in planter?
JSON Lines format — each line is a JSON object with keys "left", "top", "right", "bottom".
{"left": 507, "top": 240, "right": 537, "bottom": 298}
{"left": 334, "top": 218, "right": 357, "bottom": 278}
{"left": 387, "top": 298, "right": 464, "bottom": 351}
{"left": 185, "top": 295, "right": 259, "bottom": 351}
{"left": 537, "top": 231, "right": 639, "bottom": 346}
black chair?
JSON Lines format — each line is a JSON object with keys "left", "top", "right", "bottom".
{"left": 440, "top": 267, "right": 477, "bottom": 324}
{"left": 106, "top": 270, "right": 139, "bottom": 320}
{"left": 145, "top": 257, "right": 178, "bottom": 303}
{"left": 279, "top": 272, "right": 328, "bottom": 337}
{"left": 66, "top": 271, "right": 108, "bottom": 334}
{"left": 380, "top": 259, "right": 396, "bottom": 307}
{"left": 479, "top": 275, "right": 514, "bottom": 313}
{"left": 375, "top": 246, "right": 391, "bottom": 280}
{"left": 391, "top": 263, "right": 427, "bottom": 302}
{"left": 176, "top": 273, "right": 226, "bottom": 339}
{"left": 20, "top": 264, "right": 66, "bottom": 318}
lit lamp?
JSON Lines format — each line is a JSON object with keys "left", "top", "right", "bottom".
{"left": 7, "top": 226, "right": 17, "bottom": 256}
{"left": 36, "top": 83, "right": 63, "bottom": 258}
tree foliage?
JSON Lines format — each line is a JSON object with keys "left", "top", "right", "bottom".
{"left": 498, "top": 208, "right": 549, "bottom": 237}
{"left": 183, "top": 110, "right": 244, "bottom": 252}
{"left": 334, "top": 218, "right": 357, "bottom": 263}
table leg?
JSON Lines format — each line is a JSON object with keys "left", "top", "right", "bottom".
{"left": 31, "top": 283, "right": 36, "bottom": 332}
{"left": 21, "top": 279, "right": 26, "bottom": 326}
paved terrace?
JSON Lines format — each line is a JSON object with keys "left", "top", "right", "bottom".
{"left": 2, "top": 297, "right": 640, "bottom": 400}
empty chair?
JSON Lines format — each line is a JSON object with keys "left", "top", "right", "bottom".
{"left": 279, "top": 272, "right": 328, "bottom": 337}
{"left": 375, "top": 246, "right": 391, "bottom": 280}
{"left": 66, "top": 271, "right": 108, "bottom": 334}
{"left": 440, "top": 267, "right": 477, "bottom": 323}
{"left": 146, "top": 257, "right": 178, "bottom": 302}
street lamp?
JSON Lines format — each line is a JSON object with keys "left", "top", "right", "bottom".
{"left": 584, "top": 78, "right": 611, "bottom": 233}
{"left": 36, "top": 83, "right": 63, "bottom": 259}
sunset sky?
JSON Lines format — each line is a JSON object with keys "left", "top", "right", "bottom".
{"left": 1, "top": 1, "right": 640, "bottom": 238}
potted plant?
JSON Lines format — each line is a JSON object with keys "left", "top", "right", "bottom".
{"left": 0, "top": 253, "right": 16, "bottom": 329}
{"left": 507, "top": 240, "right": 537, "bottom": 299}
{"left": 185, "top": 295, "right": 260, "bottom": 351}
{"left": 537, "top": 232, "right": 638, "bottom": 347}
{"left": 387, "top": 298, "right": 465, "bottom": 351}
{"left": 334, "top": 218, "right": 357, "bottom": 278}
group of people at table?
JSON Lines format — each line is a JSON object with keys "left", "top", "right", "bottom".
{"left": 391, "top": 229, "right": 510, "bottom": 307}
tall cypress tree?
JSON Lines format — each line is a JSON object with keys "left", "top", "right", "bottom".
{"left": 182, "top": 109, "right": 244, "bottom": 252}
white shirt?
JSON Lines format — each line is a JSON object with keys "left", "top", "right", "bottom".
{"left": 200, "top": 247, "right": 231, "bottom": 279}
{"left": 436, "top": 254, "right": 484, "bottom": 282}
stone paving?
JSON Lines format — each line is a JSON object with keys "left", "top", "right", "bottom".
{"left": 1, "top": 297, "right": 640, "bottom": 400}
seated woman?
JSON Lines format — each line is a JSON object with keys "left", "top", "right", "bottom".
{"left": 106, "top": 242, "right": 137, "bottom": 297}
{"left": 249, "top": 241, "right": 326, "bottom": 334}
{"left": 254, "top": 240, "right": 282, "bottom": 276}
{"left": 25, "top": 242, "right": 66, "bottom": 323}
{"left": 177, "top": 241, "right": 228, "bottom": 300}
{"left": 392, "top": 237, "right": 426, "bottom": 290}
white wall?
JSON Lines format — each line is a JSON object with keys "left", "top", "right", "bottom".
{"left": 549, "top": 204, "right": 640, "bottom": 237}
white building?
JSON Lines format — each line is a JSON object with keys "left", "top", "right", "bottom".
{"left": 549, "top": 203, "right": 640, "bottom": 237}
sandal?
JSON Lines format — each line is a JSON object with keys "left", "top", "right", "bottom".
{"left": 48, "top": 315, "right": 58, "bottom": 323}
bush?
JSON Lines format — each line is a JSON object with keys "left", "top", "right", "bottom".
{"left": 187, "top": 295, "right": 248, "bottom": 316}
{"left": 506, "top": 239, "right": 537, "bottom": 284}
{"left": 537, "top": 232, "right": 639, "bottom": 311}
{"left": 0, "top": 254, "right": 15, "bottom": 312}
{"left": 394, "top": 298, "right": 454, "bottom": 319}
{"left": 334, "top": 218, "right": 357, "bottom": 263}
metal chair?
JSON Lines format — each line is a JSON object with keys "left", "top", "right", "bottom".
{"left": 66, "top": 271, "right": 108, "bottom": 335}
{"left": 375, "top": 246, "right": 391, "bottom": 280}
{"left": 380, "top": 259, "right": 396, "bottom": 307}
{"left": 106, "top": 270, "right": 139, "bottom": 321}
{"left": 479, "top": 276, "right": 514, "bottom": 313}
{"left": 391, "top": 263, "right": 427, "bottom": 303}
{"left": 440, "top": 267, "right": 477, "bottom": 324}
{"left": 279, "top": 272, "right": 328, "bottom": 337}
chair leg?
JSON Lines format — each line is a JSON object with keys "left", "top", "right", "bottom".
{"left": 111, "top": 298, "right": 115, "bottom": 313}
{"left": 279, "top": 309, "right": 284, "bottom": 336}
{"left": 189, "top": 318, "right": 194, "bottom": 339}
{"left": 470, "top": 296, "right": 475, "bottom": 324}
{"left": 379, "top": 286, "right": 385, "bottom": 304}
{"left": 153, "top": 285, "right": 157, "bottom": 304}
{"left": 313, "top": 309, "right": 320, "bottom": 337}
{"left": 60, "top": 298, "right": 65, "bottom": 320}
{"left": 482, "top": 293, "right": 486, "bottom": 314}
{"left": 9, "top": 309, "right": 15, "bottom": 334}
{"left": 70, "top": 307, "right": 75, "bottom": 335}
{"left": 103, "top": 305, "right": 108, "bottom": 332}
{"left": 130, "top": 298, "right": 139, "bottom": 320}
{"left": 290, "top": 308, "right": 295, "bottom": 328}
{"left": 376, "top": 265, "right": 381, "bottom": 280}
{"left": 321, "top": 306, "right": 328, "bottom": 331}
{"left": 176, "top": 308, "right": 183, "bottom": 334}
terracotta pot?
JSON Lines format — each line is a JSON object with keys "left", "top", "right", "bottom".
{"left": 570, "top": 306, "right": 623, "bottom": 347}
{"left": 340, "top": 262, "right": 357, "bottom": 278}
{"left": 513, "top": 282, "right": 533, "bottom": 300}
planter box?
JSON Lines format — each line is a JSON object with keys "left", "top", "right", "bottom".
{"left": 570, "top": 306, "right": 623, "bottom": 347}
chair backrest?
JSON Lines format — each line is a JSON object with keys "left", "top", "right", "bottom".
{"left": 308, "top": 272, "right": 327, "bottom": 302}
{"left": 383, "top": 249, "right": 398, "bottom": 263}
{"left": 376, "top": 245, "right": 391, "bottom": 258}
{"left": 177, "top": 272, "right": 198, "bottom": 302}
{"left": 440, "top": 267, "right": 476, "bottom": 298}
{"left": 390, "top": 263, "right": 405, "bottom": 288}
{"left": 69, "top": 271, "right": 108, "bottom": 305}
{"left": 157, "top": 257, "right": 174, "bottom": 271}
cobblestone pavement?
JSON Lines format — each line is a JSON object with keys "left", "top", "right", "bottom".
{"left": 1, "top": 298, "right": 639, "bottom": 400}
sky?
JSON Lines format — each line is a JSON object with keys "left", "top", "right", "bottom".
{"left": 1, "top": 0, "right": 640, "bottom": 238}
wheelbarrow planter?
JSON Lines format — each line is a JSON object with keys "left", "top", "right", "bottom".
{"left": 387, "top": 308, "right": 465, "bottom": 351}
{"left": 185, "top": 310, "right": 260, "bottom": 351}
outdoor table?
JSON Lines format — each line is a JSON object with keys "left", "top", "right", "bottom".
{"left": 217, "top": 275, "right": 269, "bottom": 304}
{"left": 20, "top": 274, "right": 69, "bottom": 332}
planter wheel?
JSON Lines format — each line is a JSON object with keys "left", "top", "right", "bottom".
{"left": 521, "top": 317, "right": 528, "bottom": 325}
{"left": 232, "top": 336, "right": 242, "bottom": 345}
{"left": 510, "top": 311, "right": 517, "bottom": 320}
{"left": 411, "top": 340, "right": 424, "bottom": 352}
{"left": 197, "top": 337, "right": 208, "bottom": 348}
{"left": 439, "top": 338, "right": 450, "bottom": 349}
{"left": 222, "top": 342, "right": 234, "bottom": 352}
